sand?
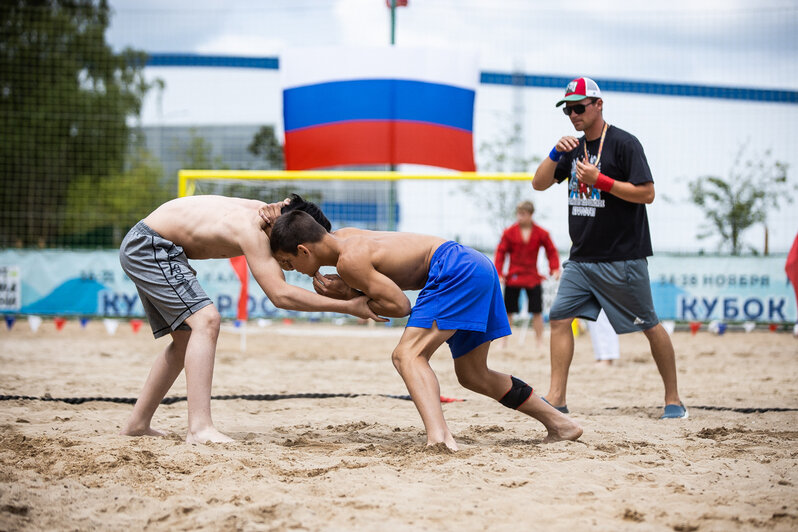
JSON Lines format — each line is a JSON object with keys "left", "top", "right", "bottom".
{"left": 1, "top": 320, "right": 797, "bottom": 531}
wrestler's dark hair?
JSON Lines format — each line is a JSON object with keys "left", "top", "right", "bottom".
{"left": 270, "top": 210, "right": 328, "bottom": 255}
{"left": 280, "top": 193, "right": 331, "bottom": 232}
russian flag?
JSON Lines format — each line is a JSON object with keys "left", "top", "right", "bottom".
{"left": 282, "top": 47, "right": 478, "bottom": 172}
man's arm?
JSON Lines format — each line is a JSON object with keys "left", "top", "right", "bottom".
{"left": 240, "top": 231, "right": 386, "bottom": 321}
{"left": 540, "top": 229, "right": 561, "bottom": 275}
{"left": 257, "top": 200, "right": 289, "bottom": 232}
{"left": 533, "top": 136, "right": 579, "bottom": 191}
{"left": 336, "top": 247, "right": 411, "bottom": 318}
{"left": 494, "top": 232, "right": 509, "bottom": 281}
{"left": 312, "top": 272, "right": 361, "bottom": 300}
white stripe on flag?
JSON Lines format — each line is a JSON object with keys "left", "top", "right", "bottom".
{"left": 281, "top": 46, "right": 479, "bottom": 91}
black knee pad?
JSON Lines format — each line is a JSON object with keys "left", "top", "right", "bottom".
{"left": 499, "top": 376, "right": 533, "bottom": 409}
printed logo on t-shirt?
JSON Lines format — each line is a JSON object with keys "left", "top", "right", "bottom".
{"left": 568, "top": 153, "right": 605, "bottom": 217}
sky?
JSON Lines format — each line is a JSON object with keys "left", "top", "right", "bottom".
{"left": 105, "top": 0, "right": 798, "bottom": 253}
{"left": 107, "top": 0, "right": 798, "bottom": 85}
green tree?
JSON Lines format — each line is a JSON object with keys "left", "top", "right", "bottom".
{"left": 688, "top": 145, "right": 793, "bottom": 255}
{"left": 248, "top": 125, "right": 284, "bottom": 169}
{"left": 64, "top": 147, "right": 171, "bottom": 247}
{"left": 0, "top": 0, "right": 151, "bottom": 247}
{"left": 179, "top": 128, "right": 228, "bottom": 170}
{"left": 463, "top": 123, "right": 539, "bottom": 235}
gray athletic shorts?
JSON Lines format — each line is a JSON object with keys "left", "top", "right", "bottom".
{"left": 119, "top": 221, "right": 213, "bottom": 338}
{"left": 549, "top": 259, "right": 659, "bottom": 334}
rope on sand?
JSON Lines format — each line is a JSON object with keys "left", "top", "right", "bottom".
{"left": 601, "top": 405, "right": 798, "bottom": 414}
{"left": 1, "top": 395, "right": 796, "bottom": 413}
{"left": 688, "top": 405, "right": 798, "bottom": 413}
{"left": 0, "top": 393, "right": 434, "bottom": 405}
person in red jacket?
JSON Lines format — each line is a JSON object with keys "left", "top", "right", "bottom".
{"left": 494, "top": 200, "right": 561, "bottom": 349}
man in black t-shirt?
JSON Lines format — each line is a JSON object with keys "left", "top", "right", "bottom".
{"left": 532, "top": 77, "right": 687, "bottom": 419}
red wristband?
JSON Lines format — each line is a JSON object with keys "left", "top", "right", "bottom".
{"left": 594, "top": 173, "right": 615, "bottom": 192}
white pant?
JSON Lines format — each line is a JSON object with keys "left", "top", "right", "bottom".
{"left": 587, "top": 309, "right": 619, "bottom": 360}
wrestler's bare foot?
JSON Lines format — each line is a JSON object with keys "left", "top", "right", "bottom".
{"left": 186, "top": 427, "right": 234, "bottom": 444}
{"left": 426, "top": 441, "right": 457, "bottom": 453}
{"left": 427, "top": 436, "right": 458, "bottom": 452}
{"left": 120, "top": 425, "right": 167, "bottom": 437}
{"left": 542, "top": 416, "right": 583, "bottom": 443}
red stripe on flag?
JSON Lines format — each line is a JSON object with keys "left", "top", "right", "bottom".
{"left": 229, "top": 256, "right": 249, "bottom": 321}
{"left": 284, "top": 121, "right": 475, "bottom": 171}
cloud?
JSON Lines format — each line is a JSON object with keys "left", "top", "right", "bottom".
{"left": 196, "top": 34, "right": 290, "bottom": 56}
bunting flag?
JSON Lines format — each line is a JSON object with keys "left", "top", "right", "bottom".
{"left": 79, "top": 317, "right": 90, "bottom": 328}
{"left": 282, "top": 46, "right": 478, "bottom": 171}
{"left": 130, "top": 319, "right": 143, "bottom": 333}
{"left": 54, "top": 317, "right": 66, "bottom": 331}
{"left": 103, "top": 318, "right": 119, "bottom": 335}
{"left": 229, "top": 256, "right": 249, "bottom": 321}
{"left": 28, "top": 315, "right": 42, "bottom": 333}
{"left": 4, "top": 315, "right": 15, "bottom": 330}
{"left": 787, "top": 232, "right": 798, "bottom": 308}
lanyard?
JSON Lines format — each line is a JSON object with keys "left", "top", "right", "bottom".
{"left": 583, "top": 121, "right": 609, "bottom": 166}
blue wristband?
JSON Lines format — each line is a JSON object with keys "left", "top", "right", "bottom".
{"left": 549, "top": 146, "right": 562, "bottom": 162}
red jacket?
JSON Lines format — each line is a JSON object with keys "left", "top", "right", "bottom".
{"left": 494, "top": 223, "right": 560, "bottom": 287}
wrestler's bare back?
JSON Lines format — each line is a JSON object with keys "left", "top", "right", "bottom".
{"left": 143, "top": 196, "right": 266, "bottom": 259}
{"left": 333, "top": 228, "right": 445, "bottom": 291}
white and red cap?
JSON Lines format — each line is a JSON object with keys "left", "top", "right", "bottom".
{"left": 556, "top": 77, "right": 602, "bottom": 107}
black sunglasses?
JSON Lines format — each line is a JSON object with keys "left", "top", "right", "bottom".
{"left": 562, "top": 101, "right": 595, "bottom": 116}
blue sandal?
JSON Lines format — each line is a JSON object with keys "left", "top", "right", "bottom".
{"left": 660, "top": 403, "right": 689, "bottom": 419}
{"left": 541, "top": 397, "right": 569, "bottom": 414}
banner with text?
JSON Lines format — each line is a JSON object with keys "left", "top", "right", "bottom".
{"left": 0, "top": 250, "right": 794, "bottom": 322}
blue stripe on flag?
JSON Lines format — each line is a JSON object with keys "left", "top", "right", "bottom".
{"left": 283, "top": 79, "right": 475, "bottom": 132}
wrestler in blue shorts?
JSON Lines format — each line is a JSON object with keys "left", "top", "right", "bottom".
{"left": 269, "top": 211, "right": 583, "bottom": 450}
{"left": 408, "top": 241, "right": 512, "bottom": 358}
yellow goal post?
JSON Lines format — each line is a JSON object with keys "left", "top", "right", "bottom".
{"left": 178, "top": 170, "right": 533, "bottom": 198}
{"left": 177, "top": 169, "right": 536, "bottom": 252}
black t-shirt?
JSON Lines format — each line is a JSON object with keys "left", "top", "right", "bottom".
{"left": 553, "top": 124, "right": 653, "bottom": 262}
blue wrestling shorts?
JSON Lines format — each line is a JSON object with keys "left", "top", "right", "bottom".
{"left": 407, "top": 241, "right": 511, "bottom": 358}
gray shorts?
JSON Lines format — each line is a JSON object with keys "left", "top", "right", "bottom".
{"left": 549, "top": 259, "right": 659, "bottom": 334}
{"left": 119, "top": 222, "right": 212, "bottom": 338}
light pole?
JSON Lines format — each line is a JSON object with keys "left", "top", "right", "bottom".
{"left": 390, "top": 0, "right": 397, "bottom": 45}
{"left": 388, "top": 0, "right": 398, "bottom": 230}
